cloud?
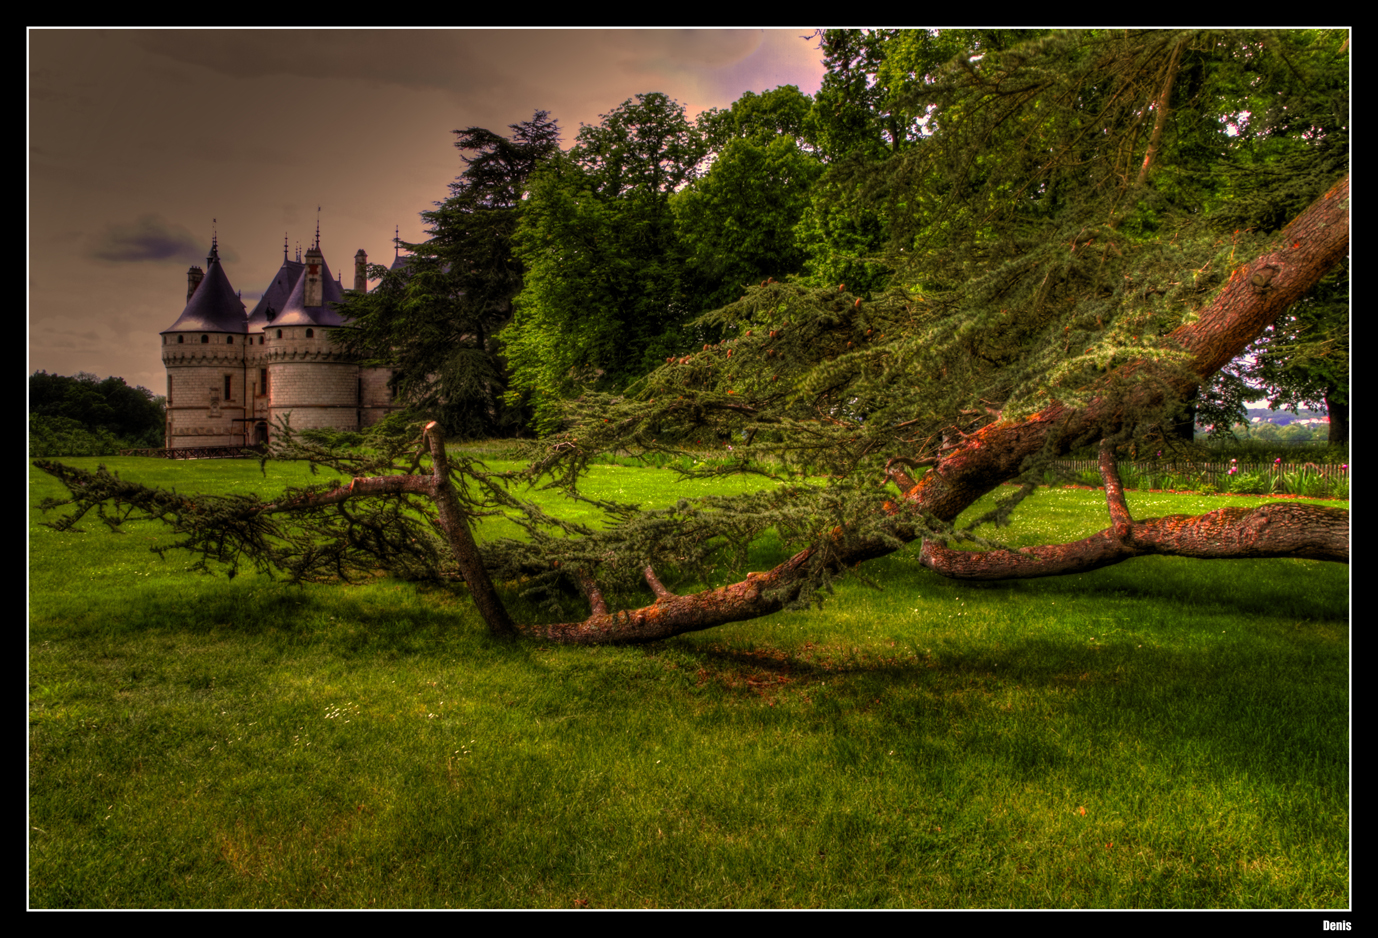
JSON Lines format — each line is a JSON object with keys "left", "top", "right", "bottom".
{"left": 595, "top": 29, "right": 764, "bottom": 71}
{"left": 123, "top": 29, "right": 822, "bottom": 109}
{"left": 127, "top": 29, "right": 496, "bottom": 93}
{"left": 87, "top": 214, "right": 208, "bottom": 264}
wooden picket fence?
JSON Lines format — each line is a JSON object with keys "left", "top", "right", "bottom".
{"left": 1051, "top": 459, "right": 1349, "bottom": 495}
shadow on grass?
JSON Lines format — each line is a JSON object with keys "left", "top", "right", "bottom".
{"left": 34, "top": 537, "right": 1347, "bottom": 788}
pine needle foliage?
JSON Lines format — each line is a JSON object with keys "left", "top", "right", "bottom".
{"left": 823, "top": 29, "right": 1346, "bottom": 423}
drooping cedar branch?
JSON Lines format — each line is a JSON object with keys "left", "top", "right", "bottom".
{"left": 258, "top": 422, "right": 517, "bottom": 635}
{"left": 420, "top": 422, "right": 517, "bottom": 636}
{"left": 36, "top": 421, "right": 517, "bottom": 636}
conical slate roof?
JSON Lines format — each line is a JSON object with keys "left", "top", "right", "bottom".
{"left": 247, "top": 257, "right": 305, "bottom": 331}
{"left": 161, "top": 243, "right": 247, "bottom": 334}
{"left": 272, "top": 250, "right": 350, "bottom": 327}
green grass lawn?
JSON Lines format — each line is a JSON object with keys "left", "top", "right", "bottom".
{"left": 28, "top": 454, "right": 1349, "bottom": 908}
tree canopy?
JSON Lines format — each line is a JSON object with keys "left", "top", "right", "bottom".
{"left": 500, "top": 93, "right": 709, "bottom": 433}
{"left": 29, "top": 371, "right": 166, "bottom": 455}
{"left": 37, "top": 29, "right": 1348, "bottom": 645}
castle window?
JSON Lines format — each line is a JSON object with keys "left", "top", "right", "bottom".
{"left": 201, "top": 335, "right": 209, "bottom": 344}
{"left": 178, "top": 335, "right": 184, "bottom": 344}
{"left": 260, "top": 369, "right": 269, "bottom": 396}
{"left": 224, "top": 375, "right": 233, "bottom": 401}
{"left": 259, "top": 336, "right": 264, "bottom": 345}
{"left": 228, "top": 335, "right": 234, "bottom": 344}
{"left": 306, "top": 328, "right": 314, "bottom": 338}
{"left": 276, "top": 329, "right": 282, "bottom": 339}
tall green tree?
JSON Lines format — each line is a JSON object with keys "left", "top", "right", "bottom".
{"left": 696, "top": 85, "right": 817, "bottom": 155}
{"left": 789, "top": 29, "right": 1033, "bottom": 297}
{"left": 674, "top": 87, "right": 824, "bottom": 313}
{"left": 501, "top": 94, "right": 707, "bottom": 433}
{"left": 336, "top": 111, "right": 561, "bottom": 438}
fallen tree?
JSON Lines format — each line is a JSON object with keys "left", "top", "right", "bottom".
{"left": 35, "top": 175, "right": 1349, "bottom": 644}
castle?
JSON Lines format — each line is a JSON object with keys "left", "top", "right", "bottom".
{"left": 160, "top": 231, "right": 405, "bottom": 449}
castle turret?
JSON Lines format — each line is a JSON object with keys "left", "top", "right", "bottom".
{"left": 303, "top": 244, "right": 324, "bottom": 308}
{"left": 161, "top": 237, "right": 249, "bottom": 448}
{"left": 264, "top": 242, "right": 357, "bottom": 435}
{"left": 354, "top": 249, "right": 368, "bottom": 292}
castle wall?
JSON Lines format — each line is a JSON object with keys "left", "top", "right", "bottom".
{"left": 264, "top": 325, "right": 361, "bottom": 433}
{"left": 162, "top": 333, "right": 247, "bottom": 447}
{"left": 359, "top": 366, "right": 396, "bottom": 427}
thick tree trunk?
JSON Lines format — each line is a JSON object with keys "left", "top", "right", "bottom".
{"left": 1326, "top": 384, "right": 1348, "bottom": 445}
{"left": 919, "top": 441, "right": 1348, "bottom": 579}
{"left": 906, "top": 174, "right": 1351, "bottom": 524}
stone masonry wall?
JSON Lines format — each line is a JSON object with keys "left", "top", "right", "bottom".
{"left": 162, "top": 335, "right": 246, "bottom": 447}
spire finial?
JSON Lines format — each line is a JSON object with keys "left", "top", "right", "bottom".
{"left": 394, "top": 224, "right": 400, "bottom": 258}
{"left": 208, "top": 218, "right": 219, "bottom": 264}
{"left": 315, "top": 206, "right": 321, "bottom": 250}
{"left": 284, "top": 231, "right": 289, "bottom": 262}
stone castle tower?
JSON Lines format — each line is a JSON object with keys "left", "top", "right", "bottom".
{"left": 159, "top": 229, "right": 403, "bottom": 448}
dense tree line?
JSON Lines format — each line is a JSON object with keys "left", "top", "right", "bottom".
{"left": 29, "top": 371, "right": 165, "bottom": 455}
{"left": 338, "top": 29, "right": 1345, "bottom": 447}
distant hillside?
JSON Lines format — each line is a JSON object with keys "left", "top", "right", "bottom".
{"left": 1244, "top": 407, "right": 1329, "bottom": 426}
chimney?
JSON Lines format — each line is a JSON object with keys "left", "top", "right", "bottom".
{"left": 187, "top": 265, "right": 204, "bottom": 302}
{"left": 304, "top": 245, "right": 323, "bottom": 307}
{"left": 354, "top": 249, "right": 368, "bottom": 292}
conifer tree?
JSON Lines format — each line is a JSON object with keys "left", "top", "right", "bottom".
{"left": 335, "top": 110, "right": 561, "bottom": 438}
